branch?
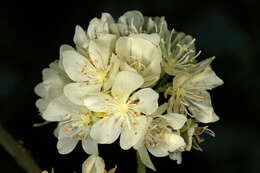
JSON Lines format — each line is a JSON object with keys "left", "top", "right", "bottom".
{"left": 0, "top": 124, "right": 42, "bottom": 173}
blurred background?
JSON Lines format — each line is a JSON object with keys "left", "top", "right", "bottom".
{"left": 1, "top": 0, "right": 260, "bottom": 172}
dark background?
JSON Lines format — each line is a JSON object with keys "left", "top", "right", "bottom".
{"left": 1, "top": 0, "right": 260, "bottom": 172}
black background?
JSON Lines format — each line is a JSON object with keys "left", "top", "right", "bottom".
{"left": 1, "top": 0, "right": 260, "bottom": 172}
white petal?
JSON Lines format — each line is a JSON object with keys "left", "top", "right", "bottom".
{"left": 153, "top": 103, "right": 168, "bottom": 115}
{"left": 89, "top": 34, "right": 116, "bottom": 68}
{"left": 130, "top": 88, "right": 159, "bottom": 115}
{"left": 186, "top": 90, "right": 219, "bottom": 123}
{"left": 185, "top": 67, "right": 224, "bottom": 90}
{"left": 82, "top": 138, "right": 99, "bottom": 155}
{"left": 118, "top": 11, "right": 144, "bottom": 33}
{"left": 73, "top": 25, "right": 89, "bottom": 48}
{"left": 137, "top": 146, "right": 156, "bottom": 171}
{"left": 42, "top": 95, "right": 83, "bottom": 121}
{"left": 102, "top": 54, "right": 120, "bottom": 91}
{"left": 169, "top": 152, "right": 182, "bottom": 164}
{"left": 35, "top": 98, "right": 49, "bottom": 114}
{"left": 84, "top": 94, "right": 113, "bottom": 112}
{"left": 111, "top": 71, "right": 144, "bottom": 102}
{"left": 90, "top": 115, "right": 122, "bottom": 144}
{"left": 148, "top": 133, "right": 185, "bottom": 157}
{"left": 120, "top": 115, "right": 146, "bottom": 150}
{"left": 64, "top": 82, "right": 101, "bottom": 105}
{"left": 34, "top": 83, "right": 47, "bottom": 97}
{"left": 162, "top": 113, "right": 187, "bottom": 130}
{"left": 59, "top": 45, "right": 74, "bottom": 70}
{"left": 82, "top": 155, "right": 105, "bottom": 173}
{"left": 57, "top": 136, "right": 79, "bottom": 154}
{"left": 62, "top": 50, "right": 94, "bottom": 82}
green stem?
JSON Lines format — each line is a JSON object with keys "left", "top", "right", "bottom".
{"left": 0, "top": 124, "right": 42, "bottom": 173}
{"left": 136, "top": 151, "right": 146, "bottom": 173}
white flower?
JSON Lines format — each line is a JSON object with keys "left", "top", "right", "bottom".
{"left": 62, "top": 34, "right": 120, "bottom": 105}
{"left": 84, "top": 71, "right": 159, "bottom": 150}
{"left": 143, "top": 16, "right": 170, "bottom": 39}
{"left": 168, "top": 67, "right": 223, "bottom": 123}
{"left": 34, "top": 60, "right": 71, "bottom": 114}
{"left": 42, "top": 95, "right": 98, "bottom": 155}
{"left": 161, "top": 31, "right": 215, "bottom": 76}
{"left": 134, "top": 104, "right": 187, "bottom": 171}
{"left": 115, "top": 33, "right": 162, "bottom": 87}
{"left": 82, "top": 155, "right": 116, "bottom": 173}
{"left": 109, "top": 10, "right": 144, "bottom": 36}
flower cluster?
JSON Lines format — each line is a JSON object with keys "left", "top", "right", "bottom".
{"left": 35, "top": 10, "right": 223, "bottom": 171}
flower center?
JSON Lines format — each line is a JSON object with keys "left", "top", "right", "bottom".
{"left": 126, "top": 56, "right": 146, "bottom": 72}
{"left": 115, "top": 102, "right": 129, "bottom": 114}
{"left": 96, "top": 70, "right": 107, "bottom": 82}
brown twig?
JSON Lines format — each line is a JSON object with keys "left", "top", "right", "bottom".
{"left": 0, "top": 124, "right": 42, "bottom": 173}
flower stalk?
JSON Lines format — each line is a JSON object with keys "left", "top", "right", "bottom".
{"left": 137, "top": 151, "right": 146, "bottom": 173}
{"left": 0, "top": 124, "right": 41, "bottom": 173}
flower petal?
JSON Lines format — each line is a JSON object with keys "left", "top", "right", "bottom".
{"left": 84, "top": 94, "right": 113, "bottom": 113}
{"left": 89, "top": 34, "right": 116, "bottom": 68}
{"left": 82, "top": 138, "right": 99, "bottom": 155}
{"left": 185, "top": 67, "right": 224, "bottom": 90}
{"left": 73, "top": 25, "right": 89, "bottom": 48}
{"left": 82, "top": 155, "right": 105, "bottom": 173}
{"left": 90, "top": 114, "right": 122, "bottom": 144}
{"left": 62, "top": 50, "right": 94, "bottom": 82}
{"left": 131, "top": 88, "right": 159, "bottom": 115}
{"left": 42, "top": 95, "right": 84, "bottom": 121}
{"left": 64, "top": 82, "right": 101, "bottom": 105}
{"left": 137, "top": 146, "right": 156, "bottom": 171}
{"left": 102, "top": 53, "right": 120, "bottom": 91}
{"left": 57, "top": 136, "right": 79, "bottom": 154}
{"left": 120, "top": 115, "right": 146, "bottom": 150}
{"left": 111, "top": 71, "right": 144, "bottom": 102}
{"left": 162, "top": 113, "right": 187, "bottom": 130}
{"left": 169, "top": 151, "right": 182, "bottom": 164}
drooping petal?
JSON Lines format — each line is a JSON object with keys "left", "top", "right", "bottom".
{"left": 84, "top": 94, "right": 113, "bottom": 113}
{"left": 57, "top": 136, "right": 79, "bottom": 155}
{"left": 42, "top": 95, "right": 84, "bottom": 121}
{"left": 34, "top": 83, "right": 47, "bottom": 98}
{"left": 62, "top": 50, "right": 94, "bottom": 82}
{"left": 35, "top": 98, "right": 49, "bottom": 114}
{"left": 137, "top": 146, "right": 156, "bottom": 171}
{"left": 82, "top": 138, "right": 99, "bottom": 155}
{"left": 152, "top": 103, "right": 168, "bottom": 115}
{"left": 64, "top": 82, "right": 101, "bottom": 105}
{"left": 120, "top": 115, "right": 146, "bottom": 150}
{"left": 111, "top": 71, "right": 144, "bottom": 102}
{"left": 90, "top": 114, "right": 122, "bottom": 144}
{"left": 169, "top": 151, "right": 182, "bottom": 164}
{"left": 131, "top": 88, "right": 159, "bottom": 115}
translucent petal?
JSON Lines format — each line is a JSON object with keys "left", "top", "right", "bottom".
{"left": 82, "top": 138, "right": 99, "bottom": 155}
{"left": 73, "top": 25, "right": 89, "bottom": 47}
{"left": 169, "top": 151, "right": 182, "bottom": 164}
{"left": 82, "top": 155, "right": 105, "bottom": 173}
{"left": 57, "top": 136, "right": 79, "bottom": 154}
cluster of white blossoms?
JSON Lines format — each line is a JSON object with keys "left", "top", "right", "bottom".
{"left": 35, "top": 10, "right": 223, "bottom": 171}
